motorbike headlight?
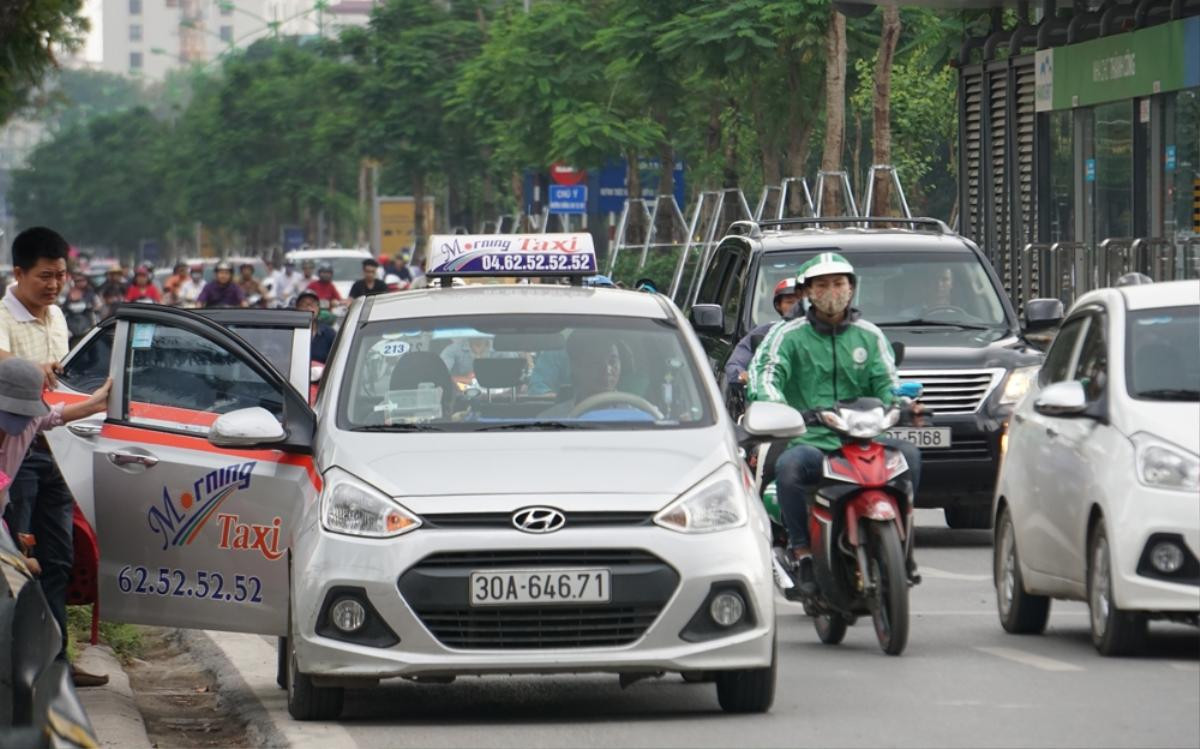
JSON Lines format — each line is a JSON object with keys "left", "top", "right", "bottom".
{"left": 1131, "top": 433, "right": 1199, "bottom": 491}
{"left": 999, "top": 366, "right": 1039, "bottom": 405}
{"left": 654, "top": 465, "right": 748, "bottom": 534}
{"left": 320, "top": 467, "right": 421, "bottom": 538}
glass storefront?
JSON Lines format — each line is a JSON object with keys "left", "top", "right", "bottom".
{"left": 1167, "top": 88, "right": 1199, "bottom": 241}
{"left": 1093, "top": 101, "right": 1134, "bottom": 240}
{"left": 1047, "top": 110, "right": 1075, "bottom": 241}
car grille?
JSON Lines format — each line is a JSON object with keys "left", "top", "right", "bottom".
{"left": 399, "top": 549, "right": 678, "bottom": 650}
{"left": 898, "top": 369, "right": 1004, "bottom": 415}
{"left": 918, "top": 436, "right": 992, "bottom": 461}
{"left": 421, "top": 512, "right": 653, "bottom": 530}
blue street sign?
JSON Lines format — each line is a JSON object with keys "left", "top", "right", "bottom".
{"left": 282, "top": 226, "right": 305, "bottom": 252}
{"left": 549, "top": 185, "right": 587, "bottom": 214}
{"left": 1085, "top": 158, "right": 1096, "bottom": 183}
{"left": 1166, "top": 145, "right": 1177, "bottom": 171}
{"left": 598, "top": 158, "right": 685, "bottom": 214}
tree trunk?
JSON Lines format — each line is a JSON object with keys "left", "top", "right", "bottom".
{"left": 820, "top": 9, "right": 848, "bottom": 215}
{"left": 785, "top": 122, "right": 813, "bottom": 215}
{"left": 656, "top": 105, "right": 675, "bottom": 202}
{"left": 626, "top": 150, "right": 642, "bottom": 208}
{"left": 481, "top": 147, "right": 496, "bottom": 228}
{"left": 871, "top": 3, "right": 902, "bottom": 216}
{"left": 723, "top": 98, "right": 739, "bottom": 190}
{"left": 412, "top": 171, "right": 427, "bottom": 261}
{"left": 357, "top": 160, "right": 369, "bottom": 247}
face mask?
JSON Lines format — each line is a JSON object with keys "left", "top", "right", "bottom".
{"left": 809, "top": 284, "right": 853, "bottom": 317}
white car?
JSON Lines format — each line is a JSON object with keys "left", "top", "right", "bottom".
{"left": 48, "top": 234, "right": 784, "bottom": 720}
{"left": 993, "top": 279, "right": 1200, "bottom": 655}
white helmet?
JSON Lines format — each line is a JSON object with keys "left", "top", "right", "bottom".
{"left": 800, "top": 251, "right": 855, "bottom": 287}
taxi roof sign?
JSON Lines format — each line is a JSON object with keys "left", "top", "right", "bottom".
{"left": 426, "top": 233, "right": 597, "bottom": 279}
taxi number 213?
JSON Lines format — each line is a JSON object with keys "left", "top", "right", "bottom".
{"left": 117, "top": 565, "right": 264, "bottom": 604}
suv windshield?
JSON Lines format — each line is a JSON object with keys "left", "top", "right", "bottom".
{"left": 1126, "top": 306, "right": 1200, "bottom": 401}
{"left": 339, "top": 314, "right": 713, "bottom": 431}
{"left": 750, "top": 249, "right": 1009, "bottom": 330}
{"left": 291, "top": 256, "right": 366, "bottom": 281}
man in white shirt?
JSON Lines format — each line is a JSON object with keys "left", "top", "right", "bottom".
{"left": 271, "top": 258, "right": 304, "bottom": 307}
{"left": 0, "top": 226, "right": 107, "bottom": 686}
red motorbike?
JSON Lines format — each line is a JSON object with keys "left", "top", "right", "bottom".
{"left": 749, "top": 390, "right": 922, "bottom": 656}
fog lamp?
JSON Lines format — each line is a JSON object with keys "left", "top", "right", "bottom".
{"left": 709, "top": 592, "right": 746, "bottom": 628}
{"left": 331, "top": 597, "right": 367, "bottom": 633}
{"left": 1150, "top": 542, "right": 1185, "bottom": 574}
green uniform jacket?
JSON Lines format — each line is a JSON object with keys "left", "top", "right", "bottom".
{"left": 747, "top": 306, "right": 899, "bottom": 451}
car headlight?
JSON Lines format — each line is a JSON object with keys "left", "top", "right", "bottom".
{"left": 999, "top": 366, "right": 1039, "bottom": 405}
{"left": 320, "top": 468, "right": 422, "bottom": 538}
{"left": 1131, "top": 433, "right": 1200, "bottom": 491}
{"left": 654, "top": 465, "right": 748, "bottom": 534}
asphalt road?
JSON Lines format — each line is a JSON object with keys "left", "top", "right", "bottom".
{"left": 207, "top": 510, "right": 1200, "bottom": 749}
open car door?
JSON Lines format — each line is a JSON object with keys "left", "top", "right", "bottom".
{"left": 86, "top": 306, "right": 316, "bottom": 635}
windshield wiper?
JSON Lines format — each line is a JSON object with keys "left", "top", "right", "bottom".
{"left": 472, "top": 420, "right": 594, "bottom": 431}
{"left": 1135, "top": 388, "right": 1200, "bottom": 401}
{"left": 351, "top": 423, "right": 444, "bottom": 432}
{"left": 877, "top": 318, "right": 992, "bottom": 331}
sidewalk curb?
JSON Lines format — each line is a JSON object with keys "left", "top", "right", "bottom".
{"left": 74, "top": 644, "right": 152, "bottom": 749}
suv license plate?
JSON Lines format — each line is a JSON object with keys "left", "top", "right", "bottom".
{"left": 886, "top": 427, "right": 952, "bottom": 448}
{"left": 470, "top": 569, "right": 611, "bottom": 606}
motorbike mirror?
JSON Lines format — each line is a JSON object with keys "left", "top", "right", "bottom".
{"left": 742, "top": 401, "right": 807, "bottom": 440}
{"left": 890, "top": 341, "right": 905, "bottom": 367}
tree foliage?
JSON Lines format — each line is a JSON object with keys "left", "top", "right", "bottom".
{"left": 0, "top": 0, "right": 88, "bottom": 123}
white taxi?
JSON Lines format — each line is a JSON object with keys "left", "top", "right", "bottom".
{"left": 993, "top": 280, "right": 1199, "bottom": 655}
{"left": 54, "top": 234, "right": 790, "bottom": 719}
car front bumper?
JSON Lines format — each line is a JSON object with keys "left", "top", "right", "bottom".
{"left": 290, "top": 522, "right": 776, "bottom": 680}
{"left": 1112, "top": 487, "right": 1200, "bottom": 614}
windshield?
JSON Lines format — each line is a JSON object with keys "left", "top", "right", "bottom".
{"left": 750, "top": 249, "right": 1009, "bottom": 329}
{"left": 338, "top": 314, "right": 713, "bottom": 431}
{"left": 1125, "top": 306, "right": 1200, "bottom": 401}
{"left": 292, "top": 256, "right": 367, "bottom": 281}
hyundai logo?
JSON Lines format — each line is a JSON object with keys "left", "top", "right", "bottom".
{"left": 512, "top": 507, "right": 566, "bottom": 534}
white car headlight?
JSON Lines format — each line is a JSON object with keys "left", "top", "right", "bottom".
{"left": 320, "top": 468, "right": 422, "bottom": 538}
{"left": 1131, "top": 433, "right": 1200, "bottom": 491}
{"left": 654, "top": 465, "right": 748, "bottom": 534}
{"left": 999, "top": 366, "right": 1039, "bottom": 405}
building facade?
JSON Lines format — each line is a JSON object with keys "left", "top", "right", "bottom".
{"left": 957, "top": 4, "right": 1199, "bottom": 306}
{"left": 100, "top": 0, "right": 271, "bottom": 80}
{"left": 263, "top": 1, "right": 377, "bottom": 38}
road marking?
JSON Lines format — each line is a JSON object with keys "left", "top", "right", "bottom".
{"left": 920, "top": 566, "right": 992, "bottom": 582}
{"left": 974, "top": 646, "right": 1085, "bottom": 672}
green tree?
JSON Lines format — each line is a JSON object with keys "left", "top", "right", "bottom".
{"left": 0, "top": 0, "right": 88, "bottom": 123}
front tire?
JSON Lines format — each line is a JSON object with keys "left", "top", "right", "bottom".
{"left": 995, "top": 508, "right": 1051, "bottom": 634}
{"left": 867, "top": 522, "right": 909, "bottom": 655}
{"left": 715, "top": 638, "right": 776, "bottom": 713}
{"left": 287, "top": 624, "right": 344, "bottom": 720}
{"left": 814, "top": 612, "right": 849, "bottom": 644}
{"left": 1088, "top": 521, "right": 1147, "bottom": 656}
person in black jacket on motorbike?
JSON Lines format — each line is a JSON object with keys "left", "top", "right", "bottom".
{"left": 61, "top": 273, "right": 100, "bottom": 347}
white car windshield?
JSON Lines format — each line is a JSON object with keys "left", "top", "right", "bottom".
{"left": 338, "top": 314, "right": 714, "bottom": 431}
{"left": 292, "top": 256, "right": 367, "bottom": 280}
{"left": 751, "top": 249, "right": 1009, "bottom": 330}
{"left": 1125, "top": 306, "right": 1200, "bottom": 401}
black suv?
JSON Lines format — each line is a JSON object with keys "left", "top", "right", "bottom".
{"left": 687, "top": 217, "right": 1062, "bottom": 529}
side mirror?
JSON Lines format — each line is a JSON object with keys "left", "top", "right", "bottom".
{"left": 208, "top": 407, "right": 286, "bottom": 448}
{"left": 742, "top": 401, "right": 807, "bottom": 439}
{"left": 1024, "top": 298, "right": 1064, "bottom": 333}
{"left": 891, "top": 341, "right": 905, "bottom": 367}
{"left": 310, "top": 363, "right": 324, "bottom": 383}
{"left": 1033, "top": 380, "right": 1087, "bottom": 417}
{"left": 689, "top": 304, "right": 725, "bottom": 335}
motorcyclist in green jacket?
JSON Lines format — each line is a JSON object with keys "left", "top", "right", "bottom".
{"left": 747, "top": 252, "right": 922, "bottom": 596}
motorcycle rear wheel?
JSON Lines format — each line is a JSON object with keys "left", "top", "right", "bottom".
{"left": 867, "top": 521, "right": 910, "bottom": 656}
{"left": 813, "top": 612, "right": 849, "bottom": 644}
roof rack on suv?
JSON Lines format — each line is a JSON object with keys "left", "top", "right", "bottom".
{"left": 727, "top": 216, "right": 954, "bottom": 239}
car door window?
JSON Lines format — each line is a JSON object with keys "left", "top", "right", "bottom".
{"left": 1072, "top": 314, "right": 1108, "bottom": 402}
{"left": 1038, "top": 316, "right": 1087, "bottom": 386}
{"left": 59, "top": 324, "right": 114, "bottom": 392}
{"left": 123, "top": 321, "right": 284, "bottom": 434}
{"left": 696, "top": 244, "right": 739, "bottom": 305}
{"left": 719, "top": 247, "right": 750, "bottom": 334}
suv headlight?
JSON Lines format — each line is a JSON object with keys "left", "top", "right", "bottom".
{"left": 654, "top": 465, "right": 748, "bottom": 534}
{"left": 320, "top": 467, "right": 422, "bottom": 537}
{"left": 999, "top": 366, "right": 1039, "bottom": 405}
{"left": 1131, "top": 433, "right": 1199, "bottom": 491}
